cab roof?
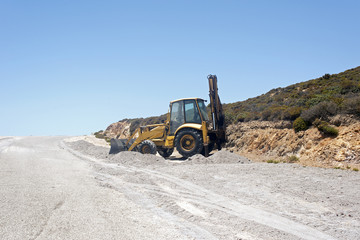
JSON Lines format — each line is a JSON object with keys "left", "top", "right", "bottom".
{"left": 170, "top": 98, "right": 206, "bottom": 104}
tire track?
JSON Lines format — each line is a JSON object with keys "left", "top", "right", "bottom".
{"left": 62, "top": 141, "right": 217, "bottom": 240}
{"left": 103, "top": 167, "right": 337, "bottom": 240}
{"left": 0, "top": 137, "right": 15, "bottom": 153}
{"left": 62, "top": 140, "right": 337, "bottom": 240}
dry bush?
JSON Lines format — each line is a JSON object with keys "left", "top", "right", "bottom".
{"left": 301, "top": 101, "right": 338, "bottom": 123}
{"left": 343, "top": 96, "right": 360, "bottom": 116}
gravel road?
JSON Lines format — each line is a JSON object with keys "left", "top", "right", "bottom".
{"left": 1, "top": 136, "right": 359, "bottom": 240}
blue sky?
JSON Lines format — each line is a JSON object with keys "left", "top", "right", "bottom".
{"left": 1, "top": 0, "right": 359, "bottom": 136}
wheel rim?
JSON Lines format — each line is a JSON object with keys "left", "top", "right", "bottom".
{"left": 180, "top": 134, "right": 195, "bottom": 151}
{"left": 142, "top": 145, "right": 151, "bottom": 154}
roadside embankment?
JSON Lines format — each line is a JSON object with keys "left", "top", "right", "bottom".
{"left": 226, "top": 116, "right": 360, "bottom": 169}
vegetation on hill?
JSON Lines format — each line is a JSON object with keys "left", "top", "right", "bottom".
{"left": 104, "top": 66, "right": 360, "bottom": 136}
{"left": 223, "top": 66, "right": 360, "bottom": 126}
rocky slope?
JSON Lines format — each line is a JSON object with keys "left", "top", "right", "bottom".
{"left": 103, "top": 115, "right": 360, "bottom": 169}
{"left": 226, "top": 115, "right": 360, "bottom": 169}
{"left": 102, "top": 121, "right": 132, "bottom": 140}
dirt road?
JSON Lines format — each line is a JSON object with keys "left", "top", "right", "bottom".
{"left": 1, "top": 136, "right": 359, "bottom": 239}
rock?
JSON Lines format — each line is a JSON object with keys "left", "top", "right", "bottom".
{"left": 225, "top": 115, "right": 360, "bottom": 168}
{"left": 103, "top": 121, "right": 132, "bottom": 139}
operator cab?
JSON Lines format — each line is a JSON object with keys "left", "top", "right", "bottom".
{"left": 169, "top": 98, "right": 209, "bottom": 135}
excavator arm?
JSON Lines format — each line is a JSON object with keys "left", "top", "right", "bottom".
{"left": 208, "top": 75, "right": 226, "bottom": 149}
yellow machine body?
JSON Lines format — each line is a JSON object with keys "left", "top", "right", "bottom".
{"left": 109, "top": 75, "right": 225, "bottom": 158}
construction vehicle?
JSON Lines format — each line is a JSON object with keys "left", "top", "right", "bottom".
{"left": 109, "top": 75, "right": 226, "bottom": 158}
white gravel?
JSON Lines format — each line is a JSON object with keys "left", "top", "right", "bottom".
{"left": 64, "top": 138, "right": 360, "bottom": 240}
{"left": 1, "top": 136, "right": 359, "bottom": 240}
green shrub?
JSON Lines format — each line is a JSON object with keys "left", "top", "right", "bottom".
{"left": 261, "top": 109, "right": 272, "bottom": 120}
{"left": 331, "top": 97, "right": 344, "bottom": 106}
{"left": 224, "top": 112, "right": 237, "bottom": 125}
{"left": 236, "top": 112, "right": 252, "bottom": 122}
{"left": 288, "top": 155, "right": 299, "bottom": 163}
{"left": 340, "top": 79, "right": 360, "bottom": 94}
{"left": 283, "top": 106, "right": 302, "bottom": 120}
{"left": 129, "top": 119, "right": 142, "bottom": 134}
{"left": 293, "top": 117, "right": 308, "bottom": 132}
{"left": 314, "top": 119, "right": 339, "bottom": 137}
{"left": 267, "top": 159, "right": 280, "bottom": 164}
{"left": 270, "top": 106, "right": 287, "bottom": 121}
{"left": 321, "top": 125, "right": 339, "bottom": 136}
{"left": 353, "top": 168, "right": 359, "bottom": 172}
{"left": 94, "top": 130, "right": 105, "bottom": 139}
{"left": 306, "top": 95, "right": 331, "bottom": 108}
{"left": 322, "top": 73, "right": 331, "bottom": 79}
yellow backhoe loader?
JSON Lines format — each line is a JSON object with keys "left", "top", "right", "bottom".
{"left": 109, "top": 75, "right": 226, "bottom": 158}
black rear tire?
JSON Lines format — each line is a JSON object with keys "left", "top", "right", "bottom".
{"left": 157, "top": 147, "right": 174, "bottom": 158}
{"left": 175, "top": 129, "right": 203, "bottom": 158}
{"left": 138, "top": 140, "right": 157, "bottom": 154}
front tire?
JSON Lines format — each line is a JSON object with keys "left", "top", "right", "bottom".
{"left": 175, "top": 129, "right": 203, "bottom": 158}
{"left": 138, "top": 140, "right": 157, "bottom": 154}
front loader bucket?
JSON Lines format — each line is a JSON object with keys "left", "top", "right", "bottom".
{"left": 109, "top": 138, "right": 137, "bottom": 154}
{"left": 109, "top": 138, "right": 129, "bottom": 154}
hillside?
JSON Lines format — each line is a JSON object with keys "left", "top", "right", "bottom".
{"left": 223, "top": 66, "right": 360, "bottom": 124}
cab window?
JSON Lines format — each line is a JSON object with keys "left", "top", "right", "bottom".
{"left": 198, "top": 100, "right": 209, "bottom": 121}
{"left": 170, "top": 101, "right": 184, "bottom": 134}
{"left": 184, "top": 100, "right": 201, "bottom": 124}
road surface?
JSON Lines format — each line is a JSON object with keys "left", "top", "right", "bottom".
{"left": 0, "top": 136, "right": 359, "bottom": 239}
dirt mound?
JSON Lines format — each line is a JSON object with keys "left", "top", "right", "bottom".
{"left": 65, "top": 140, "right": 251, "bottom": 166}
{"left": 66, "top": 140, "right": 109, "bottom": 159}
{"left": 65, "top": 140, "right": 166, "bottom": 166}
{"left": 108, "top": 151, "right": 166, "bottom": 166}
{"left": 186, "top": 150, "right": 251, "bottom": 164}
{"left": 65, "top": 135, "right": 110, "bottom": 148}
